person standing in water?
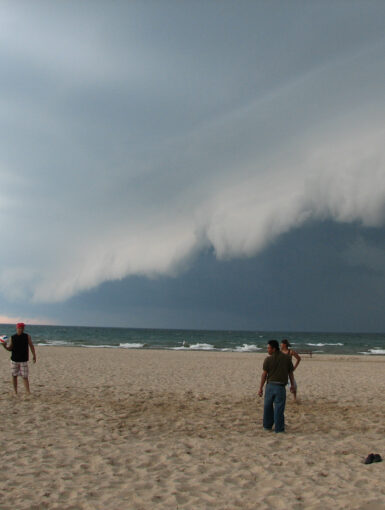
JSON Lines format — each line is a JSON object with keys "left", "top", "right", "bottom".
{"left": 281, "top": 339, "right": 301, "bottom": 402}
{"left": 2, "top": 322, "right": 36, "bottom": 395}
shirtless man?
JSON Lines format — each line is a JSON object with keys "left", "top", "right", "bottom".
{"left": 281, "top": 339, "right": 301, "bottom": 402}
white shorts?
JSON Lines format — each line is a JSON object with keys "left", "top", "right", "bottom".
{"left": 11, "top": 361, "right": 29, "bottom": 378}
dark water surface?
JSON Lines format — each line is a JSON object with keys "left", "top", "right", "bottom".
{"left": 1, "top": 325, "right": 384, "bottom": 355}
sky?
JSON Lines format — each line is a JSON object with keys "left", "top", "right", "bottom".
{"left": 0, "top": 1, "right": 384, "bottom": 332}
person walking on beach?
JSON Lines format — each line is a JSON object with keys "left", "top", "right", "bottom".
{"left": 281, "top": 339, "right": 301, "bottom": 402}
{"left": 2, "top": 322, "right": 36, "bottom": 395}
{"left": 258, "top": 340, "right": 295, "bottom": 433}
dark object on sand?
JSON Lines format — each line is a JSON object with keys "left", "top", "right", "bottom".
{"left": 364, "top": 453, "right": 382, "bottom": 464}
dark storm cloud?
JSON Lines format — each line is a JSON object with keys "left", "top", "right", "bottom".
{"left": 0, "top": 1, "right": 384, "bottom": 332}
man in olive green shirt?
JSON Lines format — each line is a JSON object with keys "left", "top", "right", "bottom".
{"left": 258, "top": 340, "right": 295, "bottom": 433}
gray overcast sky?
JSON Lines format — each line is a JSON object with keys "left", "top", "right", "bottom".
{"left": 0, "top": 1, "right": 384, "bottom": 331}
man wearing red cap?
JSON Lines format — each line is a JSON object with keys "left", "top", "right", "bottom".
{"left": 2, "top": 322, "right": 36, "bottom": 394}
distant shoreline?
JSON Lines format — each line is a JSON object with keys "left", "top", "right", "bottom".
{"left": 32, "top": 344, "right": 385, "bottom": 359}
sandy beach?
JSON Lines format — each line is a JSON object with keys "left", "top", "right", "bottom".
{"left": 1, "top": 347, "right": 385, "bottom": 509}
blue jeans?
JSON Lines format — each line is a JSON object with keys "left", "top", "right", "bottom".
{"left": 263, "top": 383, "right": 286, "bottom": 433}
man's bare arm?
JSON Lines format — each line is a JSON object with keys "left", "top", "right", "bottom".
{"left": 258, "top": 370, "right": 268, "bottom": 397}
{"left": 28, "top": 335, "right": 36, "bottom": 362}
{"left": 291, "top": 350, "right": 301, "bottom": 370}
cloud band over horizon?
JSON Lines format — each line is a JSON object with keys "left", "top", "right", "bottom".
{"left": 0, "top": 1, "right": 384, "bottom": 316}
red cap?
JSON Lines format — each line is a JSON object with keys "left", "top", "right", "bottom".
{"left": 16, "top": 322, "right": 25, "bottom": 329}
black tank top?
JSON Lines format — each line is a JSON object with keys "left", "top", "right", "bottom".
{"left": 11, "top": 333, "right": 29, "bottom": 362}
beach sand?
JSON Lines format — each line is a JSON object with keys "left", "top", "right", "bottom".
{"left": 1, "top": 347, "right": 385, "bottom": 509}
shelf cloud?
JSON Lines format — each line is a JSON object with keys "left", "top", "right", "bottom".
{"left": 0, "top": 1, "right": 384, "bottom": 304}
